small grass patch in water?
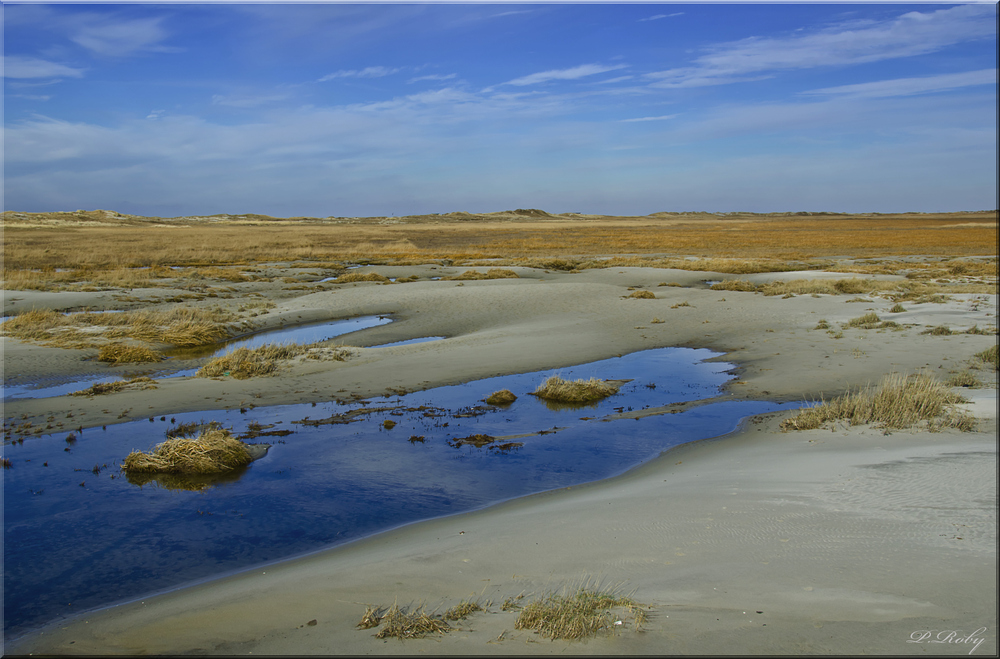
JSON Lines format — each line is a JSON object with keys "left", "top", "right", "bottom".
{"left": 780, "top": 372, "right": 974, "bottom": 432}
{"left": 485, "top": 389, "right": 517, "bottom": 405}
{"left": 531, "top": 376, "right": 620, "bottom": 404}
{"left": 122, "top": 427, "right": 252, "bottom": 474}
{"left": 196, "top": 344, "right": 310, "bottom": 379}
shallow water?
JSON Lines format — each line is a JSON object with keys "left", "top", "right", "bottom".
{"left": 3, "top": 347, "right": 802, "bottom": 638}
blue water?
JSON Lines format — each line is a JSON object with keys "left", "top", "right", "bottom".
{"left": 2, "top": 347, "right": 802, "bottom": 638}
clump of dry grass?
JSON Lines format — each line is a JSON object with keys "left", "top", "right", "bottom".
{"left": 443, "top": 600, "right": 484, "bottom": 621}
{"left": 334, "top": 272, "right": 390, "bottom": 283}
{"left": 846, "top": 312, "right": 882, "bottom": 329}
{"left": 196, "top": 344, "right": 308, "bottom": 379}
{"left": 531, "top": 376, "right": 620, "bottom": 403}
{"left": 625, "top": 290, "right": 655, "bottom": 299}
{"left": 72, "top": 376, "right": 157, "bottom": 396}
{"left": 780, "top": 372, "right": 974, "bottom": 432}
{"left": 122, "top": 427, "right": 252, "bottom": 474}
{"left": 446, "top": 268, "right": 519, "bottom": 280}
{"left": 889, "top": 303, "right": 907, "bottom": 313}
{"left": 921, "top": 325, "right": 953, "bottom": 336}
{"left": 514, "top": 583, "right": 647, "bottom": 640}
{"left": 974, "top": 345, "right": 998, "bottom": 369}
{"left": 97, "top": 343, "right": 163, "bottom": 364}
{"left": 947, "top": 370, "right": 982, "bottom": 388}
{"left": 448, "top": 434, "right": 496, "bottom": 448}
{"left": 710, "top": 279, "right": 758, "bottom": 292}
{"left": 372, "top": 602, "right": 452, "bottom": 639}
{"left": 486, "top": 389, "right": 517, "bottom": 405}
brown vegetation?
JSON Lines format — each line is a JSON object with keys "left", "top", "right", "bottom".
{"left": 780, "top": 372, "right": 975, "bottom": 432}
{"left": 485, "top": 389, "right": 517, "bottom": 405}
{"left": 532, "top": 376, "right": 620, "bottom": 403}
{"left": 121, "top": 428, "right": 252, "bottom": 474}
{"left": 514, "top": 583, "right": 647, "bottom": 640}
{"left": 97, "top": 343, "right": 163, "bottom": 364}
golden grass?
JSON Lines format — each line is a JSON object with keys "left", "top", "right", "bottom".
{"left": 532, "top": 376, "right": 620, "bottom": 404}
{"left": 334, "top": 272, "right": 390, "bottom": 283}
{"left": 196, "top": 344, "right": 309, "bottom": 379}
{"left": 780, "top": 372, "right": 975, "bottom": 432}
{"left": 514, "top": 583, "right": 646, "bottom": 640}
{"left": 625, "top": 290, "right": 656, "bottom": 299}
{"left": 72, "top": 376, "right": 158, "bottom": 396}
{"left": 372, "top": 602, "right": 452, "bottom": 640}
{"left": 1, "top": 306, "right": 236, "bottom": 349}
{"left": 121, "top": 428, "right": 252, "bottom": 474}
{"left": 974, "top": 345, "right": 998, "bottom": 369}
{"left": 846, "top": 312, "right": 882, "bottom": 329}
{"left": 445, "top": 268, "right": 519, "bottom": 280}
{"left": 97, "top": 343, "right": 163, "bottom": 364}
{"left": 485, "top": 389, "right": 517, "bottom": 405}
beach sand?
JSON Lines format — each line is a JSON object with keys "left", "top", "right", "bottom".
{"left": 3, "top": 265, "right": 997, "bottom": 655}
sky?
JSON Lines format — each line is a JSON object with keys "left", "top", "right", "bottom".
{"left": 3, "top": 1, "right": 997, "bottom": 217}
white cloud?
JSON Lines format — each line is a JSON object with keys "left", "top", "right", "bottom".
{"left": 502, "top": 63, "right": 628, "bottom": 87}
{"left": 318, "top": 66, "right": 400, "bottom": 82}
{"left": 2, "top": 55, "right": 86, "bottom": 79}
{"left": 620, "top": 115, "right": 678, "bottom": 123}
{"left": 638, "top": 13, "right": 683, "bottom": 23}
{"left": 645, "top": 4, "right": 995, "bottom": 89}
{"left": 802, "top": 69, "right": 997, "bottom": 99}
{"left": 70, "top": 16, "right": 176, "bottom": 57}
{"left": 408, "top": 73, "right": 458, "bottom": 84}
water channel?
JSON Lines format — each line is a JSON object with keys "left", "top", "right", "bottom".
{"left": 3, "top": 346, "right": 803, "bottom": 638}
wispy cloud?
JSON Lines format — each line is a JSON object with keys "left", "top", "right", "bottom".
{"left": 802, "top": 69, "right": 997, "bottom": 100}
{"left": 645, "top": 4, "right": 995, "bottom": 89}
{"left": 3, "top": 55, "right": 86, "bottom": 79}
{"left": 318, "top": 66, "right": 400, "bottom": 82}
{"left": 620, "top": 114, "right": 677, "bottom": 123}
{"left": 408, "top": 73, "right": 458, "bottom": 84}
{"left": 70, "top": 16, "right": 177, "bottom": 57}
{"left": 211, "top": 93, "right": 291, "bottom": 108}
{"left": 638, "top": 13, "right": 683, "bottom": 23}
{"left": 502, "top": 63, "right": 628, "bottom": 87}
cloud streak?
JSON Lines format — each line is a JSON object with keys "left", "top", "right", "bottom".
{"left": 3, "top": 56, "right": 86, "bottom": 79}
{"left": 803, "top": 69, "right": 997, "bottom": 99}
{"left": 318, "top": 66, "right": 400, "bottom": 82}
{"left": 645, "top": 5, "right": 995, "bottom": 89}
{"left": 501, "top": 63, "right": 628, "bottom": 87}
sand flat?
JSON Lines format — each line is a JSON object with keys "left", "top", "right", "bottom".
{"left": 3, "top": 264, "right": 997, "bottom": 655}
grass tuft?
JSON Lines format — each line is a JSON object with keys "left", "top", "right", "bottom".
{"left": 121, "top": 427, "right": 252, "bottom": 474}
{"left": 921, "top": 325, "right": 954, "bottom": 336}
{"left": 373, "top": 602, "right": 452, "bottom": 639}
{"left": 72, "top": 376, "right": 157, "bottom": 396}
{"left": 97, "top": 343, "right": 163, "bottom": 364}
{"left": 514, "top": 582, "right": 646, "bottom": 640}
{"left": 780, "top": 372, "right": 974, "bottom": 432}
{"left": 947, "top": 370, "right": 982, "bottom": 388}
{"left": 196, "top": 344, "right": 309, "bottom": 379}
{"left": 710, "top": 279, "right": 758, "bottom": 292}
{"left": 447, "top": 268, "right": 519, "bottom": 280}
{"left": 889, "top": 303, "right": 907, "bottom": 313}
{"left": 334, "top": 272, "right": 390, "bottom": 283}
{"left": 485, "top": 389, "right": 517, "bottom": 405}
{"left": 846, "top": 312, "right": 881, "bottom": 329}
{"left": 625, "top": 290, "right": 655, "bottom": 299}
{"left": 973, "top": 344, "right": 998, "bottom": 370}
{"left": 531, "top": 376, "right": 620, "bottom": 404}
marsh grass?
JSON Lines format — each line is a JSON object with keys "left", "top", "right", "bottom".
{"left": 846, "top": 312, "right": 882, "bottom": 329}
{"left": 97, "top": 343, "right": 163, "bottom": 364}
{"left": 625, "top": 290, "right": 656, "bottom": 299}
{"left": 780, "top": 372, "right": 974, "bottom": 432}
{"left": 947, "top": 370, "right": 983, "bottom": 388}
{"left": 485, "top": 389, "right": 517, "bottom": 405}
{"left": 72, "top": 376, "right": 157, "bottom": 396}
{"left": 974, "top": 345, "right": 998, "bottom": 370}
{"left": 373, "top": 602, "right": 452, "bottom": 640}
{"left": 514, "top": 582, "right": 647, "bottom": 640}
{"left": 922, "top": 325, "right": 954, "bottom": 335}
{"left": 443, "top": 600, "right": 485, "bottom": 621}
{"left": 531, "top": 376, "right": 620, "bottom": 403}
{"left": 122, "top": 427, "right": 252, "bottom": 474}
{"left": 196, "top": 344, "right": 310, "bottom": 379}
{"left": 446, "top": 268, "right": 519, "bottom": 280}
{"left": 709, "top": 279, "right": 758, "bottom": 292}
{"left": 889, "top": 303, "right": 907, "bottom": 313}
{"left": 334, "top": 272, "right": 390, "bottom": 283}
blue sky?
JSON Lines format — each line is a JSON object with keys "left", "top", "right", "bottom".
{"left": 3, "top": 2, "right": 997, "bottom": 217}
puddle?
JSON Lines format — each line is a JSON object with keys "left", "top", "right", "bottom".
{"left": 370, "top": 336, "right": 445, "bottom": 348}
{"left": 2, "top": 347, "right": 803, "bottom": 638}
{"left": 3, "top": 316, "right": 393, "bottom": 401}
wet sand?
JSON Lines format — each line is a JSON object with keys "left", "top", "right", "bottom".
{"left": 3, "top": 264, "right": 997, "bottom": 655}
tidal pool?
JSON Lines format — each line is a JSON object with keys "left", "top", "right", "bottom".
{"left": 3, "top": 347, "right": 802, "bottom": 638}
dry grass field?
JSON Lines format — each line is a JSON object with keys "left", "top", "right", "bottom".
{"left": 3, "top": 209, "right": 996, "bottom": 276}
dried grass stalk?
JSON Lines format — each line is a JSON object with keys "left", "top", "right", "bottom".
{"left": 485, "top": 389, "right": 517, "bottom": 405}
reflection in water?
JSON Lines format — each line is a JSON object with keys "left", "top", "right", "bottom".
{"left": 3, "top": 347, "right": 804, "bottom": 639}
